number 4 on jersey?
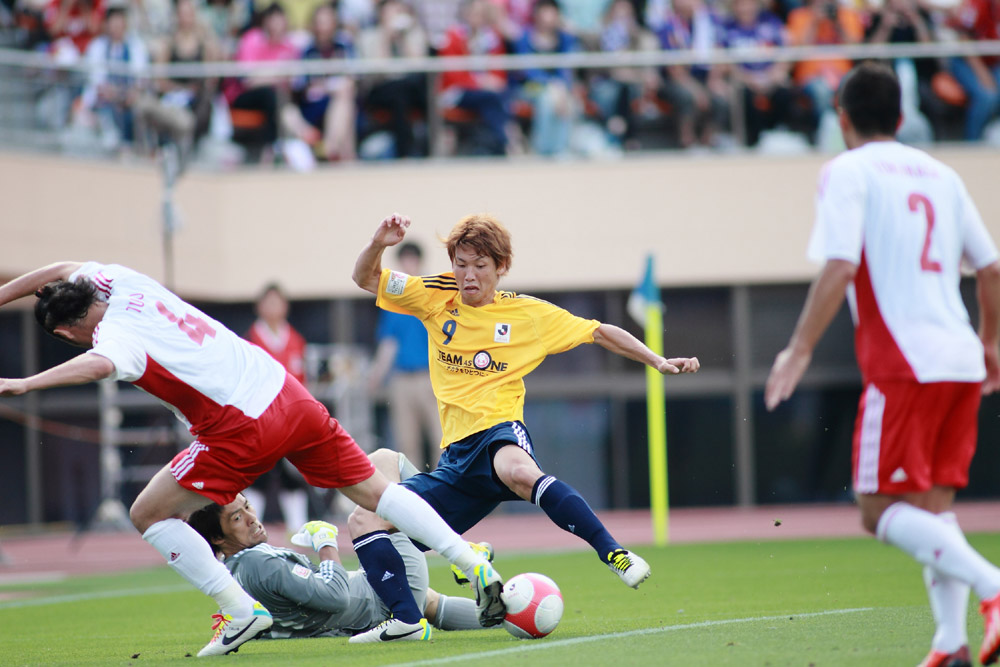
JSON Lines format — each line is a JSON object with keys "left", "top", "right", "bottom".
{"left": 909, "top": 192, "right": 942, "bottom": 273}
{"left": 156, "top": 301, "right": 217, "bottom": 346}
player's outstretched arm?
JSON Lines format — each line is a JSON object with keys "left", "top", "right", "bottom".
{"left": 592, "top": 323, "right": 700, "bottom": 375}
{"left": 0, "top": 262, "right": 83, "bottom": 308}
{"left": 976, "top": 260, "right": 1000, "bottom": 394}
{"left": 0, "top": 354, "right": 115, "bottom": 397}
{"left": 764, "top": 259, "right": 857, "bottom": 411}
{"left": 352, "top": 213, "right": 411, "bottom": 294}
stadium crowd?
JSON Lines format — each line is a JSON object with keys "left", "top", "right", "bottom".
{"left": 0, "top": 0, "right": 997, "bottom": 164}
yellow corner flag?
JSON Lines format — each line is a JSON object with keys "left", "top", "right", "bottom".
{"left": 628, "top": 255, "right": 669, "bottom": 546}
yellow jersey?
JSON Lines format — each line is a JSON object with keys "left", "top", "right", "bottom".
{"left": 376, "top": 269, "right": 600, "bottom": 448}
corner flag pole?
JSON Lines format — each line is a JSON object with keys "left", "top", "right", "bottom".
{"left": 645, "top": 295, "right": 668, "bottom": 546}
{"left": 629, "top": 256, "right": 669, "bottom": 546}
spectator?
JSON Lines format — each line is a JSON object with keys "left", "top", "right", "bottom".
{"left": 719, "top": 0, "right": 798, "bottom": 147}
{"left": 946, "top": 0, "right": 1000, "bottom": 141}
{"left": 357, "top": 0, "right": 430, "bottom": 158}
{"left": 295, "top": 2, "right": 357, "bottom": 161}
{"left": 864, "top": 0, "right": 937, "bottom": 143}
{"left": 409, "top": 0, "right": 462, "bottom": 49}
{"left": 588, "top": 0, "right": 660, "bottom": 149}
{"left": 489, "top": 0, "right": 534, "bottom": 42}
{"left": 786, "top": 0, "right": 863, "bottom": 128}
{"left": 657, "top": 0, "right": 729, "bottom": 148}
{"left": 243, "top": 283, "right": 310, "bottom": 534}
{"left": 438, "top": 0, "right": 511, "bottom": 156}
{"left": 368, "top": 243, "right": 442, "bottom": 474}
{"left": 199, "top": 0, "right": 253, "bottom": 57}
{"left": 44, "top": 0, "right": 105, "bottom": 57}
{"left": 134, "top": 0, "right": 221, "bottom": 160}
{"left": 223, "top": 2, "right": 303, "bottom": 162}
{"left": 80, "top": 5, "right": 149, "bottom": 152}
{"left": 556, "top": 0, "right": 612, "bottom": 44}
{"left": 255, "top": 0, "right": 330, "bottom": 33}
{"left": 129, "top": 0, "right": 173, "bottom": 42}
{"left": 512, "top": 0, "right": 578, "bottom": 157}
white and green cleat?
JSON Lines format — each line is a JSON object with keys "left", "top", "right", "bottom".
{"left": 451, "top": 541, "right": 495, "bottom": 586}
{"left": 472, "top": 562, "right": 506, "bottom": 627}
{"left": 197, "top": 601, "right": 273, "bottom": 657}
{"left": 348, "top": 617, "right": 432, "bottom": 643}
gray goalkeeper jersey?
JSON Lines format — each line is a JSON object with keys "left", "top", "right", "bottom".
{"left": 224, "top": 533, "right": 429, "bottom": 639}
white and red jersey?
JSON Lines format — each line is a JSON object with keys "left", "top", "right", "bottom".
{"left": 71, "top": 262, "right": 286, "bottom": 435}
{"left": 247, "top": 320, "right": 307, "bottom": 384}
{"left": 808, "top": 141, "right": 998, "bottom": 383}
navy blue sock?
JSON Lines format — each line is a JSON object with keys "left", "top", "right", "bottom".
{"left": 352, "top": 531, "right": 422, "bottom": 623}
{"left": 532, "top": 475, "right": 621, "bottom": 562}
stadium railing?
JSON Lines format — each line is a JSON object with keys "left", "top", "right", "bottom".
{"left": 1, "top": 40, "right": 999, "bottom": 159}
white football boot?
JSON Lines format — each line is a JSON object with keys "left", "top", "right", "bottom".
{"left": 607, "top": 549, "right": 651, "bottom": 589}
{"left": 197, "top": 601, "right": 273, "bottom": 657}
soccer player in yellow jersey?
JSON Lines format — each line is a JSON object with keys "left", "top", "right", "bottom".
{"left": 352, "top": 212, "right": 699, "bottom": 591}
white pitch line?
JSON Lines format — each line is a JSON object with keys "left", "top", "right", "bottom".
{"left": 394, "top": 607, "right": 875, "bottom": 666}
{"left": 0, "top": 583, "right": 190, "bottom": 610}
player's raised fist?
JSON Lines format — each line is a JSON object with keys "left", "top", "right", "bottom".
{"left": 373, "top": 213, "right": 410, "bottom": 248}
{"left": 667, "top": 357, "right": 700, "bottom": 374}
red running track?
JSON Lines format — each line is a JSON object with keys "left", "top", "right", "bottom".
{"left": 1, "top": 502, "right": 998, "bottom": 584}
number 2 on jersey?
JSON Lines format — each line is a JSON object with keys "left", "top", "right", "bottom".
{"left": 156, "top": 301, "right": 217, "bottom": 346}
{"left": 908, "top": 192, "right": 942, "bottom": 273}
{"left": 442, "top": 319, "right": 457, "bottom": 345}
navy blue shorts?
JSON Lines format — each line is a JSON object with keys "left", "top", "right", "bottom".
{"left": 400, "top": 421, "right": 537, "bottom": 536}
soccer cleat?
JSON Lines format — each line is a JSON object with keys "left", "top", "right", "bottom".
{"left": 472, "top": 562, "right": 506, "bottom": 627}
{"left": 452, "top": 542, "right": 495, "bottom": 586}
{"left": 348, "top": 617, "right": 432, "bottom": 643}
{"left": 917, "top": 645, "right": 971, "bottom": 667}
{"left": 981, "top": 592, "right": 1000, "bottom": 665}
{"left": 196, "top": 601, "right": 273, "bottom": 657}
{"left": 607, "top": 549, "right": 651, "bottom": 589}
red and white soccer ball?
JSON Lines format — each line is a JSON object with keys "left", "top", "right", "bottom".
{"left": 501, "top": 572, "right": 564, "bottom": 639}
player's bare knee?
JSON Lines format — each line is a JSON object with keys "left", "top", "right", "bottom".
{"left": 129, "top": 500, "right": 155, "bottom": 533}
{"left": 348, "top": 506, "right": 387, "bottom": 538}
{"left": 368, "top": 448, "right": 401, "bottom": 480}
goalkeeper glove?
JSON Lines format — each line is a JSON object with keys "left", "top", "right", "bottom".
{"left": 290, "top": 520, "right": 339, "bottom": 552}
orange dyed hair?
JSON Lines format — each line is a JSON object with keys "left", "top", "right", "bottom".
{"left": 445, "top": 214, "right": 513, "bottom": 273}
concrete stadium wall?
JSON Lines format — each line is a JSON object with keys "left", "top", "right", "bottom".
{"left": 2, "top": 147, "right": 998, "bottom": 300}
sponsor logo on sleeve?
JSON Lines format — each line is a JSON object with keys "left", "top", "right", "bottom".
{"left": 292, "top": 564, "right": 312, "bottom": 579}
{"left": 386, "top": 272, "right": 408, "bottom": 296}
{"left": 494, "top": 323, "right": 510, "bottom": 343}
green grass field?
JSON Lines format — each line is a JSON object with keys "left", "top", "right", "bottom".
{"left": 4, "top": 534, "right": 999, "bottom": 666}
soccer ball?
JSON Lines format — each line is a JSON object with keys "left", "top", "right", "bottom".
{"left": 501, "top": 572, "right": 564, "bottom": 639}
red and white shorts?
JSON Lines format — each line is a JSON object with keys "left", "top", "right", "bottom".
{"left": 169, "top": 374, "right": 375, "bottom": 505}
{"left": 852, "top": 380, "right": 980, "bottom": 495}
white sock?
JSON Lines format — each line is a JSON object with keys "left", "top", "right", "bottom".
{"left": 375, "top": 483, "right": 487, "bottom": 579}
{"left": 878, "top": 502, "right": 1000, "bottom": 601}
{"left": 923, "top": 512, "right": 971, "bottom": 653}
{"left": 143, "top": 518, "right": 254, "bottom": 617}
{"left": 278, "top": 489, "right": 308, "bottom": 533}
{"left": 924, "top": 565, "right": 970, "bottom": 652}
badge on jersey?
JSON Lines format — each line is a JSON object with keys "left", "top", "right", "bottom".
{"left": 494, "top": 323, "right": 511, "bottom": 343}
{"left": 386, "top": 271, "right": 408, "bottom": 296}
{"left": 292, "top": 564, "right": 312, "bottom": 579}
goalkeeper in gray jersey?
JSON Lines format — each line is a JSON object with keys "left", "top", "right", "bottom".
{"left": 188, "top": 450, "right": 491, "bottom": 641}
